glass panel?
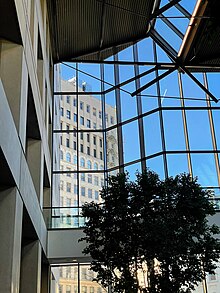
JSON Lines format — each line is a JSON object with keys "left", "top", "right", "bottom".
{"left": 167, "top": 154, "right": 189, "bottom": 177}
{"left": 159, "top": 71, "right": 181, "bottom": 107}
{"left": 106, "top": 128, "right": 119, "bottom": 170}
{"left": 186, "top": 110, "right": 213, "bottom": 150}
{"left": 78, "top": 63, "right": 101, "bottom": 92}
{"left": 121, "top": 91, "right": 137, "bottom": 121}
{"left": 144, "top": 112, "right": 162, "bottom": 156}
{"left": 191, "top": 153, "right": 218, "bottom": 187}
{"left": 78, "top": 95, "right": 103, "bottom": 130}
{"left": 124, "top": 162, "right": 141, "bottom": 181}
{"left": 146, "top": 155, "right": 165, "bottom": 180}
{"left": 212, "top": 110, "right": 220, "bottom": 149}
{"left": 122, "top": 121, "right": 140, "bottom": 164}
{"left": 206, "top": 73, "right": 220, "bottom": 108}
{"left": 80, "top": 265, "right": 106, "bottom": 293}
{"left": 181, "top": 73, "right": 207, "bottom": 106}
{"left": 79, "top": 172, "right": 104, "bottom": 206}
{"left": 104, "top": 64, "right": 115, "bottom": 91}
{"left": 60, "top": 63, "right": 76, "bottom": 89}
{"left": 137, "top": 38, "right": 154, "bottom": 62}
{"left": 79, "top": 132, "right": 104, "bottom": 171}
{"left": 163, "top": 110, "right": 186, "bottom": 150}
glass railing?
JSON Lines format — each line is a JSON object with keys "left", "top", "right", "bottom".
{"left": 43, "top": 198, "right": 220, "bottom": 230}
{"left": 43, "top": 207, "right": 86, "bottom": 229}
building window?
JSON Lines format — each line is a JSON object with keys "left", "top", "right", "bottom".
{"left": 94, "top": 162, "right": 98, "bottom": 170}
{"left": 66, "top": 95, "right": 70, "bottom": 103}
{"left": 87, "top": 134, "right": 90, "bottom": 142}
{"left": 110, "top": 116, "right": 114, "bottom": 124}
{"left": 66, "top": 138, "right": 70, "bottom": 147}
{"left": 80, "top": 116, "right": 84, "bottom": 125}
{"left": 67, "top": 167, "right": 71, "bottom": 177}
{"left": 80, "top": 157, "right": 85, "bottom": 167}
{"left": 66, "top": 110, "right": 71, "bottom": 119}
{"left": 93, "top": 122, "right": 96, "bottom": 129}
{"left": 90, "top": 287, "right": 94, "bottom": 293}
{"left": 94, "top": 149, "right": 96, "bottom": 157}
{"left": 87, "top": 160, "right": 92, "bottom": 169}
{"left": 94, "top": 176, "right": 99, "bottom": 186}
{"left": 73, "top": 98, "right": 77, "bottom": 107}
{"left": 100, "top": 139, "right": 102, "bottom": 147}
{"left": 59, "top": 285, "right": 63, "bottom": 293}
{"left": 66, "top": 183, "right": 71, "bottom": 192}
{"left": 93, "top": 107, "right": 96, "bottom": 116}
{"left": 60, "top": 181, "right": 64, "bottom": 191}
{"left": 66, "top": 152, "right": 71, "bottom": 162}
{"left": 74, "top": 113, "right": 77, "bottom": 122}
{"left": 82, "top": 286, "right": 87, "bottom": 293}
{"left": 60, "top": 122, "right": 63, "bottom": 129}
{"left": 80, "top": 144, "right": 84, "bottom": 153}
{"left": 87, "top": 147, "right": 90, "bottom": 155}
{"left": 60, "top": 150, "right": 63, "bottom": 160}
{"left": 87, "top": 119, "right": 91, "bottom": 128}
{"left": 74, "top": 155, "right": 77, "bottom": 164}
{"left": 105, "top": 113, "right": 108, "bottom": 122}
{"left": 73, "top": 141, "right": 77, "bottom": 150}
{"left": 88, "top": 174, "right": 92, "bottom": 184}
{"left": 100, "top": 164, "right": 104, "bottom": 170}
{"left": 100, "top": 151, "right": 103, "bottom": 160}
{"left": 86, "top": 104, "right": 90, "bottom": 113}
{"left": 81, "top": 173, "right": 85, "bottom": 181}
{"left": 93, "top": 136, "right": 96, "bottom": 145}
{"left": 81, "top": 187, "right": 85, "bottom": 197}
{"left": 60, "top": 136, "right": 63, "bottom": 145}
{"left": 99, "top": 111, "right": 102, "bottom": 118}
{"left": 80, "top": 132, "right": 83, "bottom": 140}
{"left": 66, "top": 198, "right": 71, "bottom": 207}
{"left": 66, "top": 124, "right": 70, "bottom": 132}
{"left": 66, "top": 285, "right": 71, "bottom": 293}
{"left": 80, "top": 101, "right": 84, "bottom": 110}
{"left": 73, "top": 128, "right": 77, "bottom": 137}
{"left": 95, "top": 191, "right": 99, "bottom": 200}
{"left": 74, "top": 185, "right": 78, "bottom": 194}
{"left": 88, "top": 189, "right": 92, "bottom": 198}
{"left": 60, "top": 107, "right": 64, "bottom": 116}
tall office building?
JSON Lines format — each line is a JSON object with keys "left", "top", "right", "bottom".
{"left": 1, "top": 0, "right": 220, "bottom": 293}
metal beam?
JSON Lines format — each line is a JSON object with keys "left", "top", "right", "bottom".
{"left": 149, "top": 28, "right": 178, "bottom": 60}
{"left": 150, "top": 0, "right": 181, "bottom": 20}
{"left": 149, "top": 29, "right": 219, "bottom": 103}
{"left": 168, "top": 0, "right": 191, "bottom": 19}
{"left": 160, "top": 13, "right": 184, "bottom": 39}
{"left": 131, "top": 67, "right": 177, "bottom": 97}
{"left": 105, "top": 66, "right": 159, "bottom": 94}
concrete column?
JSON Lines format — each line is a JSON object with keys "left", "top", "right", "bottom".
{"left": 26, "top": 139, "right": 44, "bottom": 205}
{"left": 0, "top": 187, "right": 23, "bottom": 293}
{"left": 0, "top": 42, "right": 23, "bottom": 132}
{"left": 20, "top": 240, "right": 42, "bottom": 293}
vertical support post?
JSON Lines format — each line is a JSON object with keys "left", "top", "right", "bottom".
{"left": 0, "top": 188, "right": 23, "bottom": 293}
{"left": 133, "top": 43, "right": 146, "bottom": 172}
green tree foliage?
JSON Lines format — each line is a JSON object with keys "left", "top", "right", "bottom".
{"left": 80, "top": 171, "right": 220, "bottom": 293}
